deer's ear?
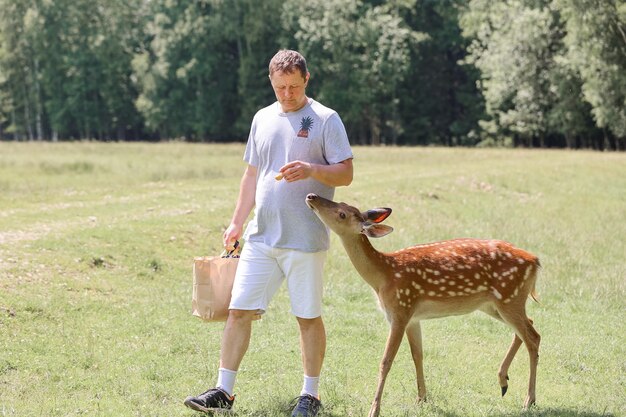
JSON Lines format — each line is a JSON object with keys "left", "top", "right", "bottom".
{"left": 363, "top": 208, "right": 392, "bottom": 224}
{"left": 362, "top": 223, "right": 394, "bottom": 238}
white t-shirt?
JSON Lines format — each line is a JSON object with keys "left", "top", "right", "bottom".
{"left": 243, "top": 98, "right": 353, "bottom": 252}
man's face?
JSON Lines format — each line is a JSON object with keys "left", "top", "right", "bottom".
{"left": 270, "top": 70, "right": 310, "bottom": 113}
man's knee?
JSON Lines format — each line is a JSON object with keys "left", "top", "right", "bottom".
{"left": 296, "top": 315, "right": 324, "bottom": 330}
{"left": 227, "top": 309, "right": 258, "bottom": 322}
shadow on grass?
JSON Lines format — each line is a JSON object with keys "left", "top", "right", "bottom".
{"left": 180, "top": 398, "right": 617, "bottom": 417}
{"left": 427, "top": 405, "right": 617, "bottom": 417}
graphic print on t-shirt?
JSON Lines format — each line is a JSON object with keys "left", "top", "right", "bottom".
{"left": 297, "top": 116, "right": 314, "bottom": 138}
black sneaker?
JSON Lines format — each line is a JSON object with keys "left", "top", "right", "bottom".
{"left": 290, "top": 394, "right": 321, "bottom": 417}
{"left": 184, "top": 388, "right": 234, "bottom": 413}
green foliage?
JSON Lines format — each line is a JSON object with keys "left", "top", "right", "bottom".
{"left": 0, "top": 0, "right": 144, "bottom": 140}
{"left": 0, "top": 143, "right": 624, "bottom": 416}
{"left": 461, "top": 0, "right": 625, "bottom": 149}
{"left": 399, "top": 0, "right": 486, "bottom": 146}
{"left": 462, "top": 1, "right": 560, "bottom": 146}
{"left": 0, "top": 1, "right": 625, "bottom": 148}
{"left": 134, "top": 0, "right": 238, "bottom": 140}
{"left": 558, "top": 0, "right": 626, "bottom": 142}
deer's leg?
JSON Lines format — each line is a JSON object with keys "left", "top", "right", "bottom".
{"left": 498, "top": 334, "right": 523, "bottom": 396}
{"left": 480, "top": 305, "right": 522, "bottom": 396}
{"left": 496, "top": 305, "right": 541, "bottom": 409}
{"left": 405, "top": 320, "right": 427, "bottom": 402}
{"left": 369, "top": 322, "right": 406, "bottom": 417}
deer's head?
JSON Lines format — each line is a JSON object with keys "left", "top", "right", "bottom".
{"left": 305, "top": 193, "right": 393, "bottom": 238}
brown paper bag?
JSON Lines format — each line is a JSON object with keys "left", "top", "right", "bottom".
{"left": 192, "top": 255, "right": 239, "bottom": 322}
{"left": 192, "top": 243, "right": 261, "bottom": 322}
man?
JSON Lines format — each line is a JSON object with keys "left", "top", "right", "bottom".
{"left": 184, "top": 50, "right": 353, "bottom": 416}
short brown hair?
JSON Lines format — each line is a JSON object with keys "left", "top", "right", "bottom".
{"left": 269, "top": 50, "right": 308, "bottom": 79}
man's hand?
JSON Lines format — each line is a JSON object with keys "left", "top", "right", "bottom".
{"left": 223, "top": 224, "right": 242, "bottom": 251}
{"left": 278, "top": 158, "right": 352, "bottom": 187}
{"left": 279, "top": 160, "right": 313, "bottom": 182}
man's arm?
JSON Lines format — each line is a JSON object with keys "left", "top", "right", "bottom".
{"left": 279, "top": 158, "right": 353, "bottom": 187}
{"left": 223, "top": 164, "right": 257, "bottom": 250}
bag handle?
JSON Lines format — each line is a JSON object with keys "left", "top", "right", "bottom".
{"left": 221, "top": 240, "right": 241, "bottom": 258}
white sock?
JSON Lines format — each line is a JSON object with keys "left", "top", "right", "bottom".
{"left": 300, "top": 375, "right": 320, "bottom": 398}
{"left": 216, "top": 368, "right": 237, "bottom": 397}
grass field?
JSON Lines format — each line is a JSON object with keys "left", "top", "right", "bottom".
{"left": 0, "top": 142, "right": 624, "bottom": 417}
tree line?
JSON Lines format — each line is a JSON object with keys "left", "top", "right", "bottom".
{"left": 0, "top": 0, "right": 624, "bottom": 149}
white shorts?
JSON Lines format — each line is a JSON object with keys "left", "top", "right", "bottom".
{"left": 229, "top": 241, "right": 327, "bottom": 319}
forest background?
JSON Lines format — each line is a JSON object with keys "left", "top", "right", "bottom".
{"left": 0, "top": 0, "right": 625, "bottom": 150}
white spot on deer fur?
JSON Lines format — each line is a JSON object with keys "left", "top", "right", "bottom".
{"left": 518, "top": 258, "right": 525, "bottom": 264}
{"left": 490, "top": 252, "right": 496, "bottom": 260}
{"left": 417, "top": 269, "right": 422, "bottom": 276}
{"left": 440, "top": 286, "right": 446, "bottom": 291}
{"left": 464, "top": 287, "right": 472, "bottom": 293}
{"left": 449, "top": 281, "right": 456, "bottom": 286}
{"left": 501, "top": 282, "right": 506, "bottom": 287}
{"left": 428, "top": 291, "right": 436, "bottom": 296}
{"left": 505, "top": 252, "right": 512, "bottom": 258}
{"left": 493, "top": 272, "right": 499, "bottom": 278}
{"left": 395, "top": 272, "right": 402, "bottom": 278}
{"left": 477, "top": 285, "right": 488, "bottom": 291}
{"left": 447, "top": 291, "right": 457, "bottom": 296}
{"left": 405, "top": 288, "right": 410, "bottom": 296}
{"left": 434, "top": 270, "right": 441, "bottom": 276}
{"left": 474, "top": 273, "right": 481, "bottom": 279}
{"left": 523, "top": 266, "right": 531, "bottom": 281}
{"left": 492, "top": 288, "right": 503, "bottom": 299}
{"left": 411, "top": 282, "right": 421, "bottom": 290}
{"left": 504, "top": 298, "right": 512, "bottom": 304}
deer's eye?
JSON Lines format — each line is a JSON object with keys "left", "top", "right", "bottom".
{"left": 339, "top": 212, "right": 346, "bottom": 219}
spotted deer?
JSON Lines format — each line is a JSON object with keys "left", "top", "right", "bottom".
{"left": 305, "top": 193, "right": 541, "bottom": 417}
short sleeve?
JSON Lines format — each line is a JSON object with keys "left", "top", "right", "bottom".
{"left": 243, "top": 115, "right": 259, "bottom": 166}
{"left": 322, "top": 113, "right": 353, "bottom": 165}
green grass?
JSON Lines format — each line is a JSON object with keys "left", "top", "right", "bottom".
{"left": 0, "top": 142, "right": 624, "bottom": 417}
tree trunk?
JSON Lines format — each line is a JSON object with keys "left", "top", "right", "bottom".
{"left": 33, "top": 57, "right": 43, "bottom": 141}
{"left": 370, "top": 114, "right": 381, "bottom": 146}
{"left": 23, "top": 82, "right": 34, "bottom": 141}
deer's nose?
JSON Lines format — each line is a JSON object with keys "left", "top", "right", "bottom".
{"left": 306, "top": 193, "right": 318, "bottom": 201}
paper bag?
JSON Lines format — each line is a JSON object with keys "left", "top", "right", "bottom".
{"left": 192, "top": 255, "right": 239, "bottom": 322}
{"left": 192, "top": 242, "right": 261, "bottom": 322}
